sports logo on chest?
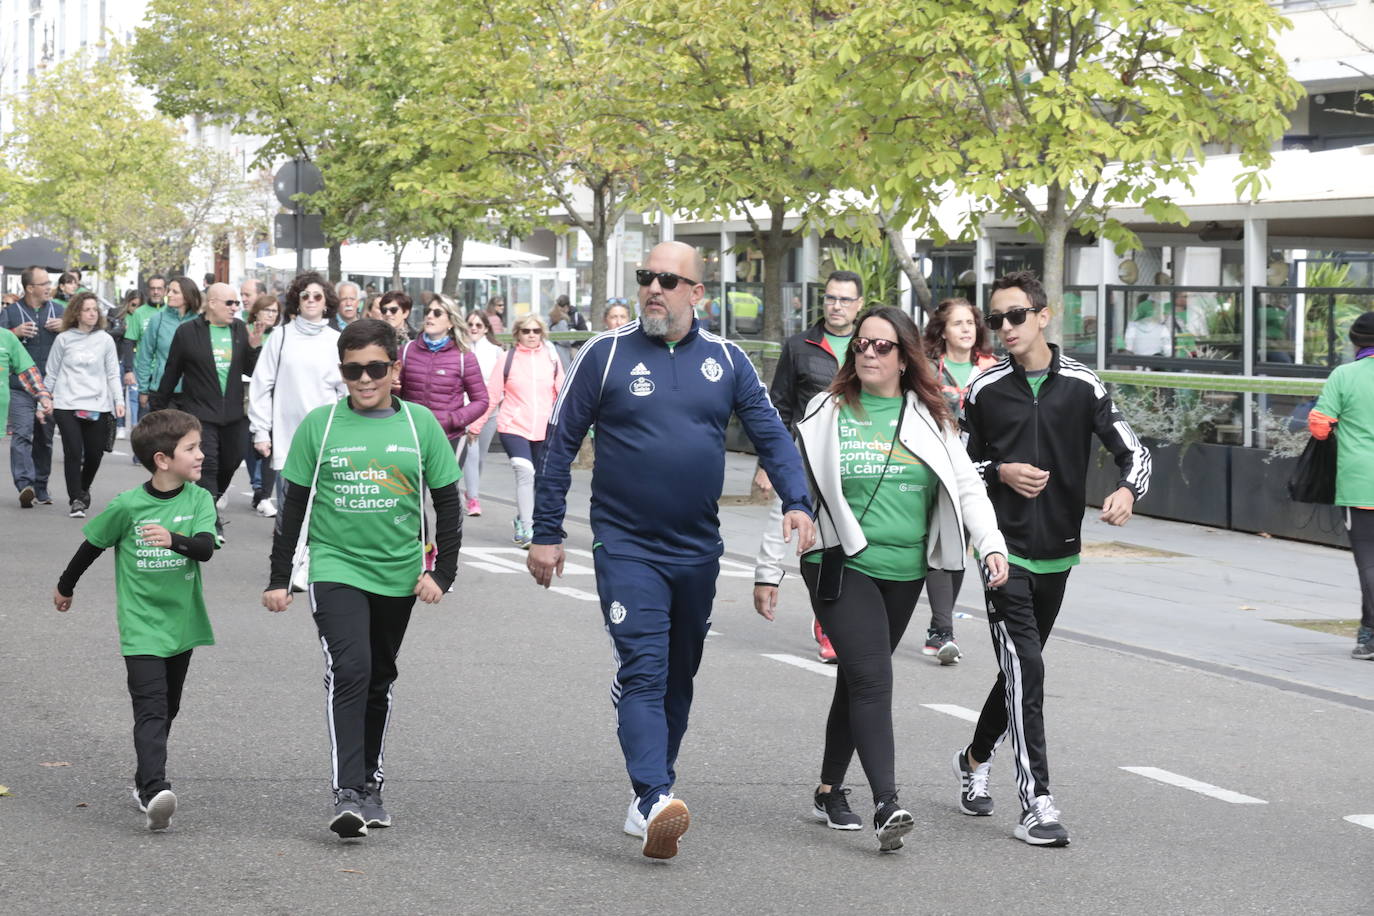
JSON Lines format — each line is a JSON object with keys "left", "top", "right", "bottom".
{"left": 630, "top": 376, "right": 655, "bottom": 397}
{"left": 700, "top": 357, "right": 723, "bottom": 382}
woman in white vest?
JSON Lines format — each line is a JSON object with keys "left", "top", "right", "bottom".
{"left": 249, "top": 272, "right": 348, "bottom": 520}
{"left": 461, "top": 309, "right": 505, "bottom": 516}
{"left": 787, "top": 305, "right": 1008, "bottom": 853}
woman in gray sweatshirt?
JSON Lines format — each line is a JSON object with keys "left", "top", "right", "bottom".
{"left": 44, "top": 292, "right": 125, "bottom": 518}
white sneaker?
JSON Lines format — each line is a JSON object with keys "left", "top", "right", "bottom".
{"left": 115, "top": 427, "right": 127, "bottom": 440}
{"left": 624, "top": 795, "right": 646, "bottom": 838}
{"left": 255, "top": 497, "right": 277, "bottom": 518}
{"left": 216, "top": 493, "right": 228, "bottom": 510}
{"left": 144, "top": 789, "right": 177, "bottom": 831}
{"left": 641, "top": 793, "right": 690, "bottom": 859}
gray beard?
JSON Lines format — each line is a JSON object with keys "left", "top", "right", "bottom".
{"left": 640, "top": 312, "right": 671, "bottom": 338}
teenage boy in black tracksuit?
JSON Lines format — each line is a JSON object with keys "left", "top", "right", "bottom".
{"left": 952, "top": 271, "right": 1150, "bottom": 847}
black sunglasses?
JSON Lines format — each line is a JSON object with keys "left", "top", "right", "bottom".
{"left": 986, "top": 306, "right": 1044, "bottom": 330}
{"left": 379, "top": 305, "right": 402, "bottom": 315}
{"left": 635, "top": 269, "right": 699, "bottom": 290}
{"left": 339, "top": 360, "right": 393, "bottom": 381}
{"left": 426, "top": 308, "right": 447, "bottom": 318}
{"left": 300, "top": 291, "right": 325, "bottom": 303}
{"left": 851, "top": 336, "right": 898, "bottom": 356}
{"left": 221, "top": 299, "right": 242, "bottom": 308}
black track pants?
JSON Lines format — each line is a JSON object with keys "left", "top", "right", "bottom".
{"left": 125, "top": 650, "right": 193, "bottom": 803}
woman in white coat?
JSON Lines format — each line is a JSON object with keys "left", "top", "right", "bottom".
{"left": 460, "top": 309, "right": 505, "bottom": 516}
{"left": 784, "top": 305, "right": 1008, "bottom": 853}
{"left": 248, "top": 272, "right": 348, "bottom": 518}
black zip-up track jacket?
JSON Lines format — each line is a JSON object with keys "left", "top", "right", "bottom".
{"left": 963, "top": 344, "right": 1150, "bottom": 561}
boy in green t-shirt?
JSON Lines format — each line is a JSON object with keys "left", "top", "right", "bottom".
{"left": 53, "top": 409, "right": 218, "bottom": 831}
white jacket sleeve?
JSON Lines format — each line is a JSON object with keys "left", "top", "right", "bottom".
{"left": 946, "top": 425, "right": 1007, "bottom": 559}
{"left": 249, "top": 331, "right": 282, "bottom": 442}
{"left": 104, "top": 335, "right": 122, "bottom": 411}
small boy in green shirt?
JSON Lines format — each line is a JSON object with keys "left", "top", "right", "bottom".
{"left": 53, "top": 409, "right": 218, "bottom": 831}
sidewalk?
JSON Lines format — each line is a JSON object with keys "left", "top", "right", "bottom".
{"left": 490, "top": 448, "right": 1371, "bottom": 707}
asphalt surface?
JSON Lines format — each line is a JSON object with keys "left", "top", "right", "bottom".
{"left": 1, "top": 441, "right": 1370, "bottom": 915}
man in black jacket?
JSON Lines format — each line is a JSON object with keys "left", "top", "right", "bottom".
{"left": 752, "top": 270, "right": 863, "bottom": 663}
{"left": 952, "top": 270, "right": 1149, "bottom": 848}
{"left": 151, "top": 283, "right": 259, "bottom": 540}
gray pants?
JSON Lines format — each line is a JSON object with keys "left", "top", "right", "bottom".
{"left": 463, "top": 413, "right": 499, "bottom": 502}
{"left": 925, "top": 568, "right": 964, "bottom": 633}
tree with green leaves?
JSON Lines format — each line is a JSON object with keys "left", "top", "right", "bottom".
{"left": 614, "top": 0, "right": 854, "bottom": 341}
{"left": 818, "top": 0, "right": 1302, "bottom": 338}
{"left": 8, "top": 49, "right": 250, "bottom": 280}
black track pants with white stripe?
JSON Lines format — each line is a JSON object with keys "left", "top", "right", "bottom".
{"left": 309, "top": 582, "right": 416, "bottom": 793}
{"left": 967, "top": 565, "right": 1070, "bottom": 812}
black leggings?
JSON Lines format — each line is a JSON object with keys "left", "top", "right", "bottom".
{"left": 1349, "top": 508, "right": 1374, "bottom": 631}
{"left": 198, "top": 417, "right": 246, "bottom": 504}
{"left": 52, "top": 409, "right": 107, "bottom": 503}
{"left": 802, "top": 563, "right": 924, "bottom": 806}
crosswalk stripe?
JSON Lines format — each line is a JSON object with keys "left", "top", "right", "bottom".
{"left": 1120, "top": 767, "right": 1267, "bottom": 804}
{"left": 1343, "top": 815, "right": 1374, "bottom": 830}
{"left": 762, "top": 653, "right": 837, "bottom": 679}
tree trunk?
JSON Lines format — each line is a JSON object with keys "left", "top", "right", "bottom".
{"left": 587, "top": 181, "right": 612, "bottom": 328}
{"left": 327, "top": 242, "right": 342, "bottom": 283}
{"left": 760, "top": 201, "right": 789, "bottom": 342}
{"left": 881, "top": 221, "right": 932, "bottom": 315}
{"left": 442, "top": 228, "right": 465, "bottom": 297}
{"left": 391, "top": 240, "right": 403, "bottom": 289}
{"left": 1041, "top": 184, "right": 1068, "bottom": 345}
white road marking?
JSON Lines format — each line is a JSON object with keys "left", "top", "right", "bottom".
{"left": 464, "top": 547, "right": 594, "bottom": 576}
{"left": 762, "top": 653, "right": 837, "bottom": 679}
{"left": 463, "top": 561, "right": 513, "bottom": 574}
{"left": 1119, "top": 767, "right": 1268, "bottom": 804}
{"left": 921, "top": 703, "right": 981, "bottom": 723}
{"left": 708, "top": 629, "right": 721, "bottom": 637}
{"left": 1343, "top": 815, "right": 1374, "bottom": 830}
{"left": 549, "top": 586, "right": 599, "bottom": 602}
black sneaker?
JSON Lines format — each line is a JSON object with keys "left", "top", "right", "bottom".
{"left": 1354, "top": 627, "right": 1374, "bottom": 661}
{"left": 952, "top": 748, "right": 994, "bottom": 816}
{"left": 361, "top": 782, "right": 391, "bottom": 828}
{"left": 330, "top": 788, "right": 368, "bottom": 838}
{"left": 812, "top": 785, "right": 863, "bottom": 830}
{"left": 68, "top": 500, "right": 86, "bottom": 518}
{"left": 18, "top": 485, "right": 34, "bottom": 508}
{"left": 921, "top": 627, "right": 941, "bottom": 656}
{"left": 1014, "top": 795, "right": 1070, "bottom": 847}
{"left": 874, "top": 800, "right": 914, "bottom": 852}
{"left": 931, "top": 629, "right": 961, "bottom": 665}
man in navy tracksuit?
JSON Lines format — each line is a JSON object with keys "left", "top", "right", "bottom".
{"left": 528, "top": 242, "right": 814, "bottom": 860}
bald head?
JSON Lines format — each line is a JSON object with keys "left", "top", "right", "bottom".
{"left": 205, "top": 282, "right": 239, "bottom": 326}
{"left": 639, "top": 242, "right": 705, "bottom": 342}
{"left": 647, "top": 241, "right": 705, "bottom": 286}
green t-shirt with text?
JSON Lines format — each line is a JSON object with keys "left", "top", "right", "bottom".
{"left": 806, "top": 392, "right": 935, "bottom": 581}
{"left": 1, "top": 327, "right": 36, "bottom": 424}
{"left": 283, "top": 399, "right": 463, "bottom": 597}
{"left": 824, "top": 333, "right": 852, "bottom": 366}
{"left": 209, "top": 324, "right": 233, "bottom": 393}
{"left": 82, "top": 483, "right": 218, "bottom": 657}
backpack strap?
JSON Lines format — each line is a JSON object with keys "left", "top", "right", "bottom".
{"left": 503, "top": 346, "right": 516, "bottom": 382}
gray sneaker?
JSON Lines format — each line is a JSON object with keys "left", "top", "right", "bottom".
{"left": 953, "top": 748, "right": 994, "bottom": 816}
{"left": 144, "top": 789, "right": 177, "bottom": 831}
{"left": 330, "top": 788, "right": 368, "bottom": 838}
{"left": 1354, "top": 627, "right": 1374, "bottom": 660}
{"left": 361, "top": 783, "right": 391, "bottom": 828}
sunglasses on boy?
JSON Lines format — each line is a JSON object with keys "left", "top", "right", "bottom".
{"left": 635, "top": 269, "right": 699, "bottom": 291}
{"left": 986, "top": 306, "right": 1045, "bottom": 330}
{"left": 339, "top": 360, "right": 394, "bottom": 381}
{"left": 851, "top": 336, "right": 899, "bottom": 357}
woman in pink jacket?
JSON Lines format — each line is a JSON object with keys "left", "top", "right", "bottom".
{"left": 398, "top": 295, "right": 490, "bottom": 464}
{"left": 471, "top": 313, "right": 562, "bottom": 548}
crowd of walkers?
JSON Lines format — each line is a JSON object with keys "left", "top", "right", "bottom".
{"left": 10, "top": 252, "right": 1371, "bottom": 863}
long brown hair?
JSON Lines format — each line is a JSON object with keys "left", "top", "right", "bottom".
{"left": 923, "top": 297, "right": 991, "bottom": 360}
{"left": 59, "top": 291, "right": 106, "bottom": 331}
{"left": 829, "top": 305, "right": 952, "bottom": 430}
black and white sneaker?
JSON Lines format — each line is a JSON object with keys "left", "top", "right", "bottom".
{"left": 953, "top": 748, "right": 994, "bottom": 816}
{"left": 330, "top": 788, "right": 368, "bottom": 838}
{"left": 144, "top": 789, "right": 177, "bottom": 831}
{"left": 874, "top": 800, "right": 914, "bottom": 852}
{"left": 812, "top": 785, "right": 863, "bottom": 830}
{"left": 1353, "top": 627, "right": 1374, "bottom": 661}
{"left": 68, "top": 500, "right": 86, "bottom": 518}
{"left": 361, "top": 782, "right": 391, "bottom": 828}
{"left": 1014, "top": 795, "right": 1070, "bottom": 847}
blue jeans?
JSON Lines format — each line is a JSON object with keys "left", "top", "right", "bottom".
{"left": 593, "top": 550, "right": 719, "bottom": 815}
{"left": 8, "top": 389, "right": 55, "bottom": 495}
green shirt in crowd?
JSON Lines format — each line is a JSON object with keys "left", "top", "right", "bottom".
{"left": 1314, "top": 355, "right": 1374, "bottom": 508}
{"left": 824, "top": 333, "right": 853, "bottom": 366}
{"left": 283, "top": 399, "right": 463, "bottom": 597}
{"left": 944, "top": 359, "right": 974, "bottom": 389}
{"left": 82, "top": 483, "right": 219, "bottom": 657}
{"left": 0, "top": 327, "right": 36, "bottom": 423}
{"left": 125, "top": 303, "right": 163, "bottom": 344}
{"left": 806, "top": 391, "right": 935, "bottom": 581}
{"left": 209, "top": 324, "right": 233, "bottom": 393}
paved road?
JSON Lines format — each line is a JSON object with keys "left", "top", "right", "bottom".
{"left": 1, "top": 442, "right": 1369, "bottom": 914}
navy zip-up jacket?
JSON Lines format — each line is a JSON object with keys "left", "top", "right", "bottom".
{"left": 532, "top": 319, "right": 811, "bottom": 563}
